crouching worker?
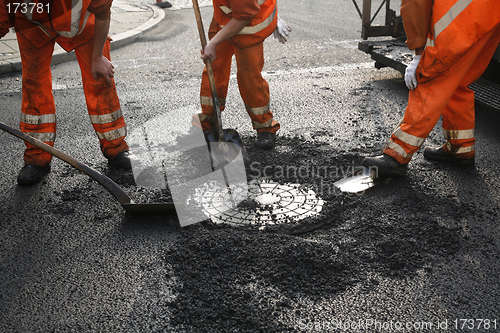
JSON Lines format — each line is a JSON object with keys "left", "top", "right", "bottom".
{"left": 179, "top": 0, "right": 290, "bottom": 150}
{"left": 0, "top": 0, "right": 137, "bottom": 185}
{"left": 362, "top": 0, "right": 500, "bottom": 177}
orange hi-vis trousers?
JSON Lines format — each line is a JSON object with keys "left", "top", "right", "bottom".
{"left": 384, "top": 25, "right": 500, "bottom": 164}
{"left": 17, "top": 31, "right": 129, "bottom": 167}
{"left": 197, "top": 29, "right": 279, "bottom": 134}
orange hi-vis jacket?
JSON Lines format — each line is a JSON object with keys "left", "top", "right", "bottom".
{"left": 6, "top": 0, "right": 128, "bottom": 166}
{"left": 196, "top": 0, "right": 280, "bottom": 133}
{"left": 213, "top": 0, "right": 277, "bottom": 47}
{"left": 401, "top": 0, "right": 500, "bottom": 83}
{"left": 2, "top": 0, "right": 111, "bottom": 51}
{"left": 23, "top": 0, "right": 92, "bottom": 38}
{"left": 384, "top": 0, "right": 500, "bottom": 164}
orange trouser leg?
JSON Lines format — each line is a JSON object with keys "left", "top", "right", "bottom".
{"left": 385, "top": 25, "right": 500, "bottom": 164}
{"left": 74, "top": 37, "right": 128, "bottom": 159}
{"left": 17, "top": 32, "right": 56, "bottom": 167}
{"left": 198, "top": 38, "right": 234, "bottom": 131}
{"left": 441, "top": 26, "right": 500, "bottom": 158}
{"left": 235, "top": 41, "right": 279, "bottom": 134}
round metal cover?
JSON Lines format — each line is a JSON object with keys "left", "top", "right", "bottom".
{"left": 199, "top": 180, "right": 324, "bottom": 228}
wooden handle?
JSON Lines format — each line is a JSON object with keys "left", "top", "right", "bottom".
{"left": 192, "top": 0, "right": 224, "bottom": 141}
{"left": 192, "top": 0, "right": 216, "bottom": 93}
{"left": 192, "top": 0, "right": 208, "bottom": 49}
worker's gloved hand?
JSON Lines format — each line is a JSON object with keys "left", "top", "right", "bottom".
{"left": 273, "top": 15, "right": 291, "bottom": 44}
{"left": 405, "top": 55, "right": 421, "bottom": 90}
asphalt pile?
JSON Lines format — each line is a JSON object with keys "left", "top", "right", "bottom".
{"left": 158, "top": 130, "right": 463, "bottom": 332}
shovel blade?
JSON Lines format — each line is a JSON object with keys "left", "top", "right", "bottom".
{"left": 205, "top": 129, "right": 248, "bottom": 164}
{"left": 333, "top": 167, "right": 387, "bottom": 194}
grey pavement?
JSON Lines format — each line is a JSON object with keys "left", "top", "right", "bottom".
{"left": 0, "top": 0, "right": 212, "bottom": 75}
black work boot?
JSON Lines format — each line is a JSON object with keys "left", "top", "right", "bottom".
{"left": 361, "top": 154, "right": 408, "bottom": 178}
{"left": 17, "top": 164, "right": 51, "bottom": 185}
{"left": 423, "top": 146, "right": 475, "bottom": 166}
{"left": 108, "top": 151, "right": 139, "bottom": 170}
{"left": 254, "top": 132, "right": 277, "bottom": 150}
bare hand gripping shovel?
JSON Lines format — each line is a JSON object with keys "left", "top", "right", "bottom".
{"left": 0, "top": 121, "right": 176, "bottom": 215}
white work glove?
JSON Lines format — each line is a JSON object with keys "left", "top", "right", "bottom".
{"left": 405, "top": 55, "right": 421, "bottom": 90}
{"left": 273, "top": 15, "right": 291, "bottom": 44}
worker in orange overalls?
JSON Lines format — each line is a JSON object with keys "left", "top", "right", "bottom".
{"left": 179, "top": 0, "right": 290, "bottom": 150}
{"left": 362, "top": 0, "right": 500, "bottom": 177}
{"left": 0, "top": 0, "right": 136, "bottom": 185}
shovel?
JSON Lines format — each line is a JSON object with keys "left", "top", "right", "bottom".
{"left": 192, "top": 0, "right": 246, "bottom": 164}
{"left": 0, "top": 121, "right": 176, "bottom": 215}
{"left": 333, "top": 167, "right": 388, "bottom": 194}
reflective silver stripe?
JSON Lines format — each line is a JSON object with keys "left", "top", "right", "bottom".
{"left": 253, "top": 119, "right": 273, "bottom": 129}
{"left": 200, "top": 96, "right": 226, "bottom": 107}
{"left": 24, "top": 0, "right": 88, "bottom": 38}
{"left": 426, "top": 0, "right": 473, "bottom": 47}
{"left": 221, "top": 5, "right": 276, "bottom": 35}
{"left": 198, "top": 113, "right": 215, "bottom": 122}
{"left": 58, "top": 0, "right": 84, "bottom": 38}
{"left": 200, "top": 96, "right": 211, "bottom": 106}
{"left": 20, "top": 113, "right": 56, "bottom": 125}
{"left": 76, "top": 10, "right": 90, "bottom": 36}
{"left": 220, "top": 6, "right": 232, "bottom": 14}
{"left": 23, "top": 0, "right": 34, "bottom": 20}
{"left": 26, "top": 132, "right": 56, "bottom": 142}
{"left": 96, "top": 126, "right": 127, "bottom": 141}
{"left": 393, "top": 127, "right": 425, "bottom": 147}
{"left": 385, "top": 140, "right": 412, "bottom": 159}
{"left": 446, "top": 141, "right": 475, "bottom": 154}
{"left": 89, "top": 109, "right": 124, "bottom": 125}
{"left": 443, "top": 129, "right": 474, "bottom": 140}
{"left": 220, "top": 0, "right": 265, "bottom": 14}
{"left": 246, "top": 104, "right": 270, "bottom": 116}
{"left": 22, "top": 0, "right": 54, "bottom": 38}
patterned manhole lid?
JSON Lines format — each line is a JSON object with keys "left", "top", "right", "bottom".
{"left": 198, "top": 180, "right": 324, "bottom": 228}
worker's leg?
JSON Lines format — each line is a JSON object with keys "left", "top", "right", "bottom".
{"left": 17, "top": 32, "right": 56, "bottom": 167}
{"left": 234, "top": 41, "right": 280, "bottom": 134}
{"left": 440, "top": 25, "right": 500, "bottom": 159}
{"left": 384, "top": 26, "right": 500, "bottom": 164}
{"left": 197, "top": 20, "right": 234, "bottom": 131}
{"left": 74, "top": 37, "right": 129, "bottom": 159}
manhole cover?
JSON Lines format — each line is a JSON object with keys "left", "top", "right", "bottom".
{"left": 198, "top": 180, "right": 324, "bottom": 228}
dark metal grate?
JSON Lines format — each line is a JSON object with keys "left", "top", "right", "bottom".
{"left": 469, "top": 77, "right": 500, "bottom": 111}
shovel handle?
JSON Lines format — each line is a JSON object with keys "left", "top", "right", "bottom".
{"left": 192, "top": 0, "right": 225, "bottom": 142}
{"left": 192, "top": 0, "right": 208, "bottom": 49}
{"left": 0, "top": 121, "right": 132, "bottom": 205}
